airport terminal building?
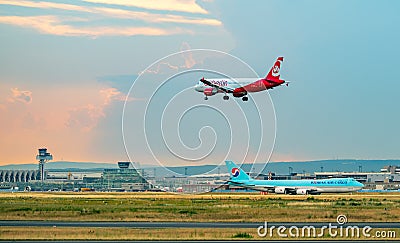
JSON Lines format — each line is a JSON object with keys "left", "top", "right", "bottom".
{"left": 73, "top": 161, "right": 151, "bottom": 191}
{"left": 0, "top": 160, "right": 151, "bottom": 192}
{"left": 98, "top": 162, "right": 150, "bottom": 191}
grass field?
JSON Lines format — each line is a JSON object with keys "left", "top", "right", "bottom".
{"left": 0, "top": 192, "right": 399, "bottom": 240}
{"left": 0, "top": 227, "right": 398, "bottom": 240}
{"left": 0, "top": 192, "right": 399, "bottom": 223}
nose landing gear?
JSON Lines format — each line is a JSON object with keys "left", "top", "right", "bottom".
{"left": 223, "top": 95, "right": 229, "bottom": 100}
{"left": 242, "top": 96, "right": 248, "bottom": 101}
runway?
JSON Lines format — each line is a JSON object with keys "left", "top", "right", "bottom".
{"left": 6, "top": 240, "right": 399, "bottom": 243}
{"left": 0, "top": 221, "right": 399, "bottom": 228}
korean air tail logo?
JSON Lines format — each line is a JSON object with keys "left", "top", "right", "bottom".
{"left": 231, "top": 168, "right": 240, "bottom": 177}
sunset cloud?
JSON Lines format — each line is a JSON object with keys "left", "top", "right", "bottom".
{"left": 0, "top": 0, "right": 89, "bottom": 12}
{"left": 180, "top": 42, "right": 196, "bottom": 68}
{"left": 0, "top": 1, "right": 221, "bottom": 26}
{"left": 140, "top": 62, "right": 180, "bottom": 75}
{"left": 83, "top": 0, "right": 209, "bottom": 14}
{"left": 8, "top": 88, "right": 32, "bottom": 104}
{"left": 100, "top": 87, "right": 127, "bottom": 105}
{"left": 93, "top": 7, "right": 221, "bottom": 26}
{"left": 66, "top": 104, "right": 105, "bottom": 132}
{"left": 0, "top": 15, "right": 186, "bottom": 37}
{"left": 65, "top": 87, "right": 132, "bottom": 132}
{"left": 140, "top": 42, "right": 198, "bottom": 75}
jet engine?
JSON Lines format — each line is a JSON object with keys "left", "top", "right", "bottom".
{"left": 274, "top": 187, "right": 286, "bottom": 194}
{"left": 232, "top": 90, "right": 247, "bottom": 97}
{"left": 204, "top": 87, "right": 217, "bottom": 96}
{"left": 296, "top": 189, "right": 308, "bottom": 195}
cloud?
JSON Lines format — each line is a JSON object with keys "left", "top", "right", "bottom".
{"left": 0, "top": 82, "right": 139, "bottom": 164}
{"left": 83, "top": 0, "right": 209, "bottom": 14}
{"left": 140, "top": 42, "right": 199, "bottom": 75}
{"left": 0, "top": 1, "right": 221, "bottom": 26}
{"left": 0, "top": 1, "right": 221, "bottom": 38}
{"left": 180, "top": 42, "right": 196, "bottom": 68}
{"left": 66, "top": 104, "right": 105, "bottom": 132}
{"left": 65, "top": 87, "right": 135, "bottom": 132}
{"left": 140, "top": 62, "right": 180, "bottom": 75}
{"left": 93, "top": 7, "right": 221, "bottom": 26}
{"left": 0, "top": 0, "right": 89, "bottom": 12}
{"left": 100, "top": 87, "right": 128, "bottom": 105}
{"left": 0, "top": 15, "right": 187, "bottom": 37}
{"left": 8, "top": 88, "right": 32, "bottom": 104}
{"left": 20, "top": 111, "right": 45, "bottom": 130}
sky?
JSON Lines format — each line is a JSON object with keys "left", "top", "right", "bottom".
{"left": 0, "top": 0, "right": 399, "bottom": 166}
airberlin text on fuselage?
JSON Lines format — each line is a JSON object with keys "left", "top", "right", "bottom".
{"left": 206, "top": 80, "right": 228, "bottom": 86}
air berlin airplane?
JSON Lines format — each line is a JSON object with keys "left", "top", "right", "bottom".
{"left": 194, "top": 57, "right": 287, "bottom": 101}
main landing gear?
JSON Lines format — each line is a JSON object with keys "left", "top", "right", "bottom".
{"left": 203, "top": 96, "right": 248, "bottom": 101}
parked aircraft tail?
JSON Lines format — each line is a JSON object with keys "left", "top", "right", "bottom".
{"left": 225, "top": 160, "right": 251, "bottom": 181}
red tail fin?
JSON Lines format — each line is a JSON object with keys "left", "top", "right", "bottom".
{"left": 265, "top": 57, "right": 284, "bottom": 82}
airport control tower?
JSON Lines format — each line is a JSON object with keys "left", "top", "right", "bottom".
{"left": 36, "top": 148, "right": 53, "bottom": 182}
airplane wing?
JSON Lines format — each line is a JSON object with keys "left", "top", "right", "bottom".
{"left": 200, "top": 78, "right": 235, "bottom": 93}
{"left": 228, "top": 180, "right": 274, "bottom": 192}
{"left": 228, "top": 180, "right": 255, "bottom": 186}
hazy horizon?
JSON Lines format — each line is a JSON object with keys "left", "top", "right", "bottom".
{"left": 2, "top": 158, "right": 399, "bottom": 167}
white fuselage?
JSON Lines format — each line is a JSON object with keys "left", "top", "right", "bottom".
{"left": 194, "top": 78, "right": 254, "bottom": 93}
{"left": 231, "top": 178, "right": 364, "bottom": 195}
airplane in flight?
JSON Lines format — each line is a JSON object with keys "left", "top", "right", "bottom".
{"left": 194, "top": 57, "right": 287, "bottom": 101}
{"left": 225, "top": 161, "right": 364, "bottom": 195}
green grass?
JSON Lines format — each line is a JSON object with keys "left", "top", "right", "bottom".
{"left": 232, "top": 232, "right": 253, "bottom": 238}
{"left": 0, "top": 192, "right": 399, "bottom": 222}
{"left": 0, "top": 192, "right": 399, "bottom": 240}
{"left": 0, "top": 227, "right": 398, "bottom": 240}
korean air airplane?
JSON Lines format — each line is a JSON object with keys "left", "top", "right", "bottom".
{"left": 226, "top": 161, "right": 364, "bottom": 195}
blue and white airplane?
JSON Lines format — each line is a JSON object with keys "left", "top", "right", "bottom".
{"left": 226, "top": 161, "right": 364, "bottom": 195}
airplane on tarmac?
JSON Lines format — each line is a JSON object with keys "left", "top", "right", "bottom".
{"left": 194, "top": 57, "right": 287, "bottom": 101}
{"left": 225, "top": 160, "right": 364, "bottom": 195}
